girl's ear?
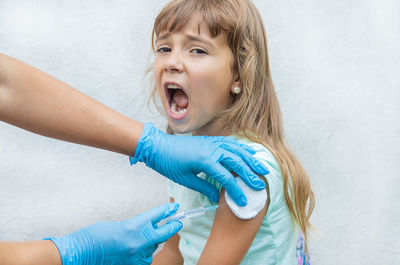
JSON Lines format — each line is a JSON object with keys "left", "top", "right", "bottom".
{"left": 231, "top": 77, "right": 241, "bottom": 95}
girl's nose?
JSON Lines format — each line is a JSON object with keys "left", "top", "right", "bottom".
{"left": 164, "top": 53, "right": 184, "bottom": 73}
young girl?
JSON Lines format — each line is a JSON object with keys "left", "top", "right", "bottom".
{"left": 150, "top": 0, "right": 315, "bottom": 264}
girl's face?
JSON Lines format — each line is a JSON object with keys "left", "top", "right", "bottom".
{"left": 154, "top": 17, "right": 238, "bottom": 136}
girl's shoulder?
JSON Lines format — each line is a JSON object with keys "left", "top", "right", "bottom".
{"left": 230, "top": 135, "right": 285, "bottom": 210}
{"left": 230, "top": 135, "right": 282, "bottom": 177}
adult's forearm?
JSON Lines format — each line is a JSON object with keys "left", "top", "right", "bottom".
{"left": 0, "top": 240, "right": 61, "bottom": 265}
{"left": 0, "top": 54, "right": 143, "bottom": 156}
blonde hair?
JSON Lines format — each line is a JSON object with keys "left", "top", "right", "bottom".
{"left": 150, "top": 0, "right": 315, "bottom": 252}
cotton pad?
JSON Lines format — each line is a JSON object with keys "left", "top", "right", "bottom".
{"left": 225, "top": 177, "right": 268, "bottom": 220}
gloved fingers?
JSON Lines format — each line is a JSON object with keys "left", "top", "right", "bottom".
{"left": 203, "top": 162, "right": 247, "bottom": 206}
{"left": 129, "top": 254, "right": 153, "bottom": 265}
{"left": 219, "top": 141, "right": 269, "bottom": 176}
{"left": 153, "top": 220, "right": 183, "bottom": 244}
{"left": 136, "top": 244, "right": 158, "bottom": 264}
{"left": 138, "top": 256, "right": 153, "bottom": 265}
{"left": 179, "top": 174, "right": 220, "bottom": 203}
{"left": 220, "top": 153, "right": 267, "bottom": 191}
{"left": 144, "top": 244, "right": 158, "bottom": 258}
{"left": 132, "top": 203, "right": 180, "bottom": 226}
{"left": 214, "top": 136, "right": 256, "bottom": 155}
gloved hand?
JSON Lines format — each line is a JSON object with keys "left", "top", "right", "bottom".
{"left": 130, "top": 123, "right": 269, "bottom": 206}
{"left": 46, "top": 203, "right": 182, "bottom": 265}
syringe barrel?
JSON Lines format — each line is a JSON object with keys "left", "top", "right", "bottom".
{"left": 181, "top": 207, "right": 206, "bottom": 218}
{"left": 158, "top": 206, "right": 217, "bottom": 227}
{"left": 159, "top": 212, "right": 185, "bottom": 225}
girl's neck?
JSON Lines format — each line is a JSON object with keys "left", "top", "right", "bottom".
{"left": 192, "top": 119, "right": 231, "bottom": 137}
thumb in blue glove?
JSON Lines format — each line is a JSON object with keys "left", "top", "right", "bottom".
{"left": 45, "top": 203, "right": 182, "bottom": 265}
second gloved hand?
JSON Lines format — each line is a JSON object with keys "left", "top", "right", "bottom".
{"left": 46, "top": 203, "right": 182, "bottom": 265}
{"left": 130, "top": 123, "right": 269, "bottom": 206}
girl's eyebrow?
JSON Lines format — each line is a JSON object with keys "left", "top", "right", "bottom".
{"left": 186, "top": 34, "right": 214, "bottom": 47}
{"left": 156, "top": 32, "right": 214, "bottom": 48}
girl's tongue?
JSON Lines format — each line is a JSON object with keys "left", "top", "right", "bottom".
{"left": 173, "top": 89, "right": 189, "bottom": 108}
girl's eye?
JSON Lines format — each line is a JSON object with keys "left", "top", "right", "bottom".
{"left": 191, "top": 49, "right": 207, "bottom": 55}
{"left": 157, "top": 47, "right": 171, "bottom": 53}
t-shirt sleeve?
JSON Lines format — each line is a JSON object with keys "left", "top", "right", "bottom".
{"left": 249, "top": 142, "right": 285, "bottom": 212}
{"left": 167, "top": 179, "right": 177, "bottom": 199}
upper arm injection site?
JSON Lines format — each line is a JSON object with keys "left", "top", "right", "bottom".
{"left": 224, "top": 177, "right": 268, "bottom": 220}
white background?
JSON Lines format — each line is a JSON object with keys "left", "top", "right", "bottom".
{"left": 0, "top": 1, "right": 399, "bottom": 264}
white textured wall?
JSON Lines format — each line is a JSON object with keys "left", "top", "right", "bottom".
{"left": 0, "top": 1, "right": 399, "bottom": 264}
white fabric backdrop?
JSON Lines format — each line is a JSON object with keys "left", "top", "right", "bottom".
{"left": 0, "top": 1, "right": 399, "bottom": 264}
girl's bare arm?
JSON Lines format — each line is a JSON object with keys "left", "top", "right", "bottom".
{"left": 0, "top": 53, "right": 143, "bottom": 156}
{"left": 198, "top": 180, "right": 270, "bottom": 265}
{"left": 153, "top": 198, "right": 184, "bottom": 265}
{"left": 152, "top": 234, "right": 183, "bottom": 265}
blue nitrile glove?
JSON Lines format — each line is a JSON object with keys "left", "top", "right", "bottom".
{"left": 130, "top": 123, "right": 269, "bottom": 206}
{"left": 45, "top": 203, "right": 182, "bottom": 265}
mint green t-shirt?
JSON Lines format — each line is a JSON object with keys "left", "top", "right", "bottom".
{"left": 168, "top": 136, "right": 298, "bottom": 265}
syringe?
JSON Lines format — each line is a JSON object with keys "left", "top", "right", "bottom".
{"left": 158, "top": 205, "right": 221, "bottom": 226}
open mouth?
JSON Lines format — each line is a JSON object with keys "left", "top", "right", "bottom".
{"left": 165, "top": 82, "right": 189, "bottom": 119}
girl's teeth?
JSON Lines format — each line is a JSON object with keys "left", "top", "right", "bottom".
{"left": 167, "top": 84, "right": 182, "bottom": 89}
{"left": 171, "top": 101, "right": 187, "bottom": 115}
